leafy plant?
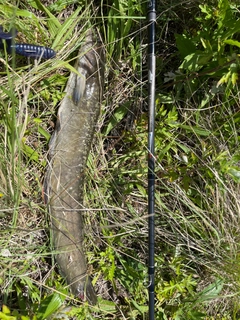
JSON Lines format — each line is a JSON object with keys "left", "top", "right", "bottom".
{"left": 1, "top": 0, "right": 240, "bottom": 319}
{"left": 173, "top": 0, "right": 240, "bottom": 100}
{"left": 0, "top": 293, "right": 67, "bottom": 320}
{"left": 105, "top": 0, "right": 143, "bottom": 62}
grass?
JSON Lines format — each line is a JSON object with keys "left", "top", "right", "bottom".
{"left": 0, "top": 0, "right": 240, "bottom": 319}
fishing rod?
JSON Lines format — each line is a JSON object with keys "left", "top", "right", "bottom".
{"left": 147, "top": 0, "right": 156, "bottom": 319}
{"left": 0, "top": 26, "right": 56, "bottom": 59}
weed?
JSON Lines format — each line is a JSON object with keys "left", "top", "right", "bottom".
{"left": 1, "top": 0, "right": 240, "bottom": 319}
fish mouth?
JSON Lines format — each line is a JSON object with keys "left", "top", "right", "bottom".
{"left": 71, "top": 275, "right": 97, "bottom": 305}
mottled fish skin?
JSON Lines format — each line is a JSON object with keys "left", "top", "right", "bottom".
{"left": 44, "top": 30, "right": 104, "bottom": 305}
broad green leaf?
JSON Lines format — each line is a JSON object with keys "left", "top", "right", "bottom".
{"left": 33, "top": 119, "right": 51, "bottom": 141}
{"left": 2, "top": 306, "right": 11, "bottom": 315}
{"left": 223, "top": 20, "right": 240, "bottom": 39}
{"left": 228, "top": 167, "right": 240, "bottom": 181}
{"left": 180, "top": 124, "right": 211, "bottom": 136}
{"left": 21, "top": 142, "right": 39, "bottom": 162}
{"left": 0, "top": 306, "right": 16, "bottom": 320}
{"left": 98, "top": 298, "right": 116, "bottom": 312}
{"left": 131, "top": 300, "right": 148, "bottom": 314}
{"left": 37, "top": 294, "right": 65, "bottom": 320}
{"left": 200, "top": 37, "right": 212, "bottom": 51}
{"left": 218, "top": 0, "right": 231, "bottom": 28}
{"left": 224, "top": 39, "right": 240, "bottom": 48}
{"left": 194, "top": 279, "right": 224, "bottom": 304}
{"left": 186, "top": 310, "right": 206, "bottom": 319}
{"left": 123, "top": 0, "right": 133, "bottom": 37}
{"left": 47, "top": 0, "right": 78, "bottom": 13}
{"left": 176, "top": 142, "right": 190, "bottom": 154}
{"left": 0, "top": 312, "right": 16, "bottom": 320}
{"left": 175, "top": 34, "right": 196, "bottom": 59}
{"left": 136, "top": 183, "right": 147, "bottom": 197}
{"left": 103, "top": 105, "right": 129, "bottom": 135}
{"left": 180, "top": 52, "right": 213, "bottom": 71}
{"left": 231, "top": 72, "right": 238, "bottom": 85}
{"left": 33, "top": 118, "right": 42, "bottom": 124}
{"left": 157, "top": 93, "right": 174, "bottom": 104}
{"left": 199, "top": 4, "right": 213, "bottom": 20}
{"left": 217, "top": 72, "right": 230, "bottom": 87}
{"left": 37, "top": 125, "right": 51, "bottom": 142}
{"left": 109, "top": 260, "right": 116, "bottom": 280}
{"left": 200, "top": 93, "right": 213, "bottom": 108}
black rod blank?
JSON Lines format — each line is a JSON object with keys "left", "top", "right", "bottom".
{"left": 147, "top": 1, "right": 156, "bottom": 319}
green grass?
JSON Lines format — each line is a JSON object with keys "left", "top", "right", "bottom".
{"left": 0, "top": 0, "right": 240, "bottom": 319}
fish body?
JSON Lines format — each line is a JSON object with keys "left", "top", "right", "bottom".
{"left": 44, "top": 30, "right": 104, "bottom": 304}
